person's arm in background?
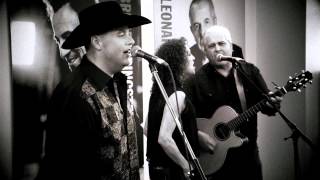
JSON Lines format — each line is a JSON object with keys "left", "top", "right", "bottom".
{"left": 158, "top": 91, "right": 192, "bottom": 178}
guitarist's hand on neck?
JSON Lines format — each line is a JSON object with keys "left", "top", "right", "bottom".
{"left": 265, "top": 91, "right": 283, "bottom": 115}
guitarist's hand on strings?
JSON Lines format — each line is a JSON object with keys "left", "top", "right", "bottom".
{"left": 198, "top": 130, "right": 216, "bottom": 154}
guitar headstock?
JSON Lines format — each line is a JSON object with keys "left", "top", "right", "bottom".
{"left": 284, "top": 70, "right": 313, "bottom": 93}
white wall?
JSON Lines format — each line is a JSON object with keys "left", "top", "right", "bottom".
{"left": 305, "top": 0, "right": 320, "bottom": 177}
{"left": 250, "top": 0, "right": 319, "bottom": 179}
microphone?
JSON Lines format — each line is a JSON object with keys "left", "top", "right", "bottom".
{"left": 131, "top": 46, "right": 168, "bottom": 66}
{"left": 216, "top": 54, "right": 244, "bottom": 62}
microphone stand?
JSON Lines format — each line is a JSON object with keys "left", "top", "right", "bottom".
{"left": 230, "top": 60, "right": 318, "bottom": 180}
{"left": 149, "top": 63, "right": 207, "bottom": 180}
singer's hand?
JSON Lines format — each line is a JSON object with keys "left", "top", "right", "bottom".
{"left": 198, "top": 130, "right": 216, "bottom": 154}
{"left": 183, "top": 169, "right": 193, "bottom": 180}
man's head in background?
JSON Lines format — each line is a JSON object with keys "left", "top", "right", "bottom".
{"left": 189, "top": 0, "right": 217, "bottom": 51}
{"left": 42, "top": 0, "right": 94, "bottom": 71}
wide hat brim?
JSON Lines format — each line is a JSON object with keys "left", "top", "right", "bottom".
{"left": 62, "top": 2, "right": 151, "bottom": 49}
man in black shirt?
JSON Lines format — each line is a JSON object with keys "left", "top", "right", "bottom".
{"left": 185, "top": 25, "right": 282, "bottom": 180}
{"left": 37, "top": 2, "right": 151, "bottom": 180}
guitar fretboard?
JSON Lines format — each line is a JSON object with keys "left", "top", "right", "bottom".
{"left": 227, "top": 99, "right": 267, "bottom": 130}
{"left": 223, "top": 70, "right": 312, "bottom": 131}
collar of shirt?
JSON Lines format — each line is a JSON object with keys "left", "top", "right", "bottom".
{"left": 205, "top": 63, "right": 235, "bottom": 79}
{"left": 80, "top": 55, "right": 113, "bottom": 91}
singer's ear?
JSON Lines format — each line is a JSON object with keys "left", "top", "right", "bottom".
{"left": 91, "top": 35, "right": 102, "bottom": 50}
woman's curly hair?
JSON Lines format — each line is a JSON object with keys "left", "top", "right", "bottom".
{"left": 151, "top": 37, "right": 188, "bottom": 93}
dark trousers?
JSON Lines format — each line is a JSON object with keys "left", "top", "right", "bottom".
{"left": 148, "top": 164, "right": 186, "bottom": 180}
{"left": 206, "top": 144, "right": 263, "bottom": 180}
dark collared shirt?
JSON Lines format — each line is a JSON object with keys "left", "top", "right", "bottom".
{"left": 38, "top": 56, "right": 139, "bottom": 180}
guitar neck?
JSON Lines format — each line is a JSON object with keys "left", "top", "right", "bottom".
{"left": 227, "top": 100, "right": 265, "bottom": 130}
{"left": 227, "top": 88, "right": 286, "bottom": 130}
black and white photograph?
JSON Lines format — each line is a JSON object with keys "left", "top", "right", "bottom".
{"left": 1, "top": 0, "right": 319, "bottom": 180}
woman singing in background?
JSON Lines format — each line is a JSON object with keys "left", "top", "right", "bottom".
{"left": 146, "top": 37, "right": 199, "bottom": 180}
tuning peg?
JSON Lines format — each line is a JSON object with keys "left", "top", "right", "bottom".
{"left": 303, "top": 85, "right": 307, "bottom": 88}
{"left": 309, "top": 80, "right": 313, "bottom": 84}
{"left": 289, "top": 76, "right": 293, "bottom": 80}
{"left": 301, "top": 70, "right": 305, "bottom": 73}
{"left": 297, "top": 89, "right": 301, "bottom": 93}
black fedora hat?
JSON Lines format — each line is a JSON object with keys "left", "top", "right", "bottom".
{"left": 62, "top": 1, "right": 151, "bottom": 49}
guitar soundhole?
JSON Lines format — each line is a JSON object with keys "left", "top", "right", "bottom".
{"left": 214, "top": 123, "right": 230, "bottom": 141}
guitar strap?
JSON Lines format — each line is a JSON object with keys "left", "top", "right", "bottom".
{"left": 234, "top": 69, "right": 247, "bottom": 111}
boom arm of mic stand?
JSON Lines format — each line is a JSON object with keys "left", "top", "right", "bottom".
{"left": 149, "top": 64, "right": 207, "bottom": 180}
{"left": 232, "top": 61, "right": 318, "bottom": 151}
{"left": 232, "top": 60, "right": 318, "bottom": 180}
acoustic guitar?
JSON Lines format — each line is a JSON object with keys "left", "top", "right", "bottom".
{"left": 196, "top": 70, "right": 313, "bottom": 175}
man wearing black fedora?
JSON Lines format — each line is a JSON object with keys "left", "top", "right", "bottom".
{"left": 36, "top": 1, "right": 151, "bottom": 180}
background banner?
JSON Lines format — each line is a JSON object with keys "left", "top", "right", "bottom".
{"left": 153, "top": 0, "right": 245, "bottom": 56}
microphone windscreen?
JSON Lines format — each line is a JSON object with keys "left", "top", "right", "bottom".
{"left": 131, "top": 45, "right": 141, "bottom": 57}
{"left": 216, "top": 54, "right": 223, "bottom": 61}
